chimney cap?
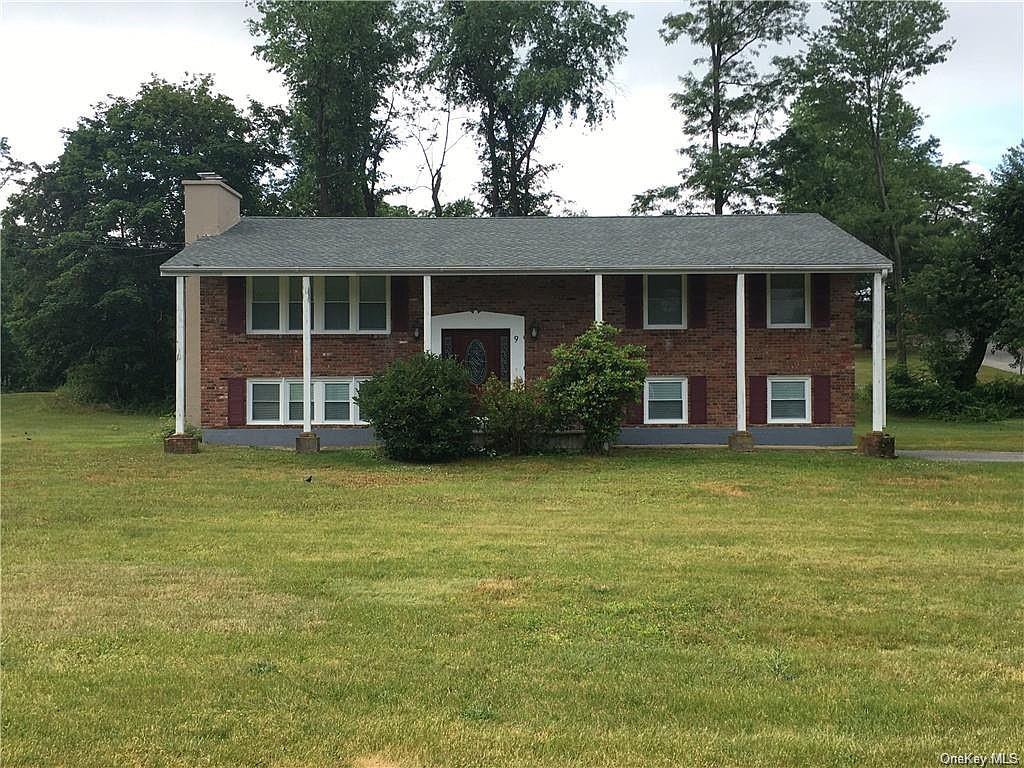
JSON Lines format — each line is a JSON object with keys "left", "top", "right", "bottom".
{"left": 196, "top": 171, "right": 223, "bottom": 180}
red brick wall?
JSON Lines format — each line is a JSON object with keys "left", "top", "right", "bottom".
{"left": 199, "top": 273, "right": 854, "bottom": 428}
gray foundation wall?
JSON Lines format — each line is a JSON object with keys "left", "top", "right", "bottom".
{"left": 202, "top": 425, "right": 853, "bottom": 448}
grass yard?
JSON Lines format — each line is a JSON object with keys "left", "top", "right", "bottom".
{"left": 2, "top": 392, "right": 1022, "bottom": 767}
{"left": 852, "top": 347, "right": 1024, "bottom": 451}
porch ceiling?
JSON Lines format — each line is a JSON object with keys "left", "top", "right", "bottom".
{"left": 160, "top": 213, "right": 891, "bottom": 276}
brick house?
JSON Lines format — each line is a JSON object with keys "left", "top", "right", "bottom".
{"left": 160, "top": 175, "right": 892, "bottom": 452}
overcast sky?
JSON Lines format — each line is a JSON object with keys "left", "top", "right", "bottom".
{"left": 1, "top": 1, "right": 1021, "bottom": 214}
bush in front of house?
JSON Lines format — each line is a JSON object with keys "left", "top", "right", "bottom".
{"left": 886, "top": 366, "right": 1024, "bottom": 421}
{"left": 478, "top": 376, "right": 551, "bottom": 455}
{"left": 356, "top": 353, "right": 476, "bottom": 462}
{"left": 545, "top": 323, "right": 647, "bottom": 453}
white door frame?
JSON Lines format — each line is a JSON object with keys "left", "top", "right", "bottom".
{"left": 430, "top": 311, "right": 527, "bottom": 382}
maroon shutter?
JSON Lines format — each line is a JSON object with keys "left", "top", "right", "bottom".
{"left": 624, "top": 275, "right": 643, "bottom": 329}
{"left": 811, "top": 274, "right": 831, "bottom": 328}
{"left": 227, "top": 378, "right": 246, "bottom": 426}
{"left": 687, "top": 274, "right": 707, "bottom": 328}
{"left": 812, "top": 375, "right": 831, "bottom": 424}
{"left": 390, "top": 276, "right": 409, "bottom": 332}
{"left": 688, "top": 375, "right": 707, "bottom": 424}
{"left": 746, "top": 274, "right": 767, "bottom": 329}
{"left": 226, "top": 277, "right": 245, "bottom": 334}
{"left": 748, "top": 375, "right": 767, "bottom": 424}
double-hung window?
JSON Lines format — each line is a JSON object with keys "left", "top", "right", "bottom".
{"left": 767, "top": 376, "right": 811, "bottom": 424}
{"left": 246, "top": 378, "right": 365, "bottom": 425}
{"left": 768, "top": 273, "right": 810, "bottom": 328}
{"left": 644, "top": 377, "right": 688, "bottom": 424}
{"left": 644, "top": 274, "right": 686, "bottom": 328}
{"left": 248, "top": 276, "right": 389, "bottom": 334}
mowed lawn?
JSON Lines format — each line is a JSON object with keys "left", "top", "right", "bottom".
{"left": 2, "top": 393, "right": 1022, "bottom": 767}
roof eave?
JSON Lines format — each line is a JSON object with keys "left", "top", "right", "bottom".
{"left": 160, "top": 262, "right": 892, "bottom": 277}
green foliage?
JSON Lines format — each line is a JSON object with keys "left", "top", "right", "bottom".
{"left": 427, "top": 1, "right": 629, "bottom": 216}
{"left": 545, "top": 324, "right": 647, "bottom": 453}
{"left": 886, "top": 367, "right": 1024, "bottom": 422}
{"left": 478, "top": 376, "right": 551, "bottom": 455}
{"left": 250, "top": 0, "right": 418, "bottom": 215}
{"left": 355, "top": 353, "right": 475, "bottom": 462}
{"left": 158, "top": 417, "right": 202, "bottom": 441}
{"left": 986, "top": 143, "right": 1024, "bottom": 367}
{"left": 633, "top": 1, "right": 807, "bottom": 215}
{"left": 0, "top": 76, "right": 285, "bottom": 405}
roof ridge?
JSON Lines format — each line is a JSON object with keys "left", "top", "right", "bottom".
{"left": 237, "top": 213, "right": 822, "bottom": 221}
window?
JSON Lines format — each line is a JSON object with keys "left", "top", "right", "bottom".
{"left": 246, "top": 378, "right": 365, "bottom": 425}
{"left": 323, "top": 276, "right": 350, "bottom": 331}
{"left": 250, "top": 381, "right": 281, "bottom": 422}
{"left": 645, "top": 274, "right": 686, "bottom": 328}
{"left": 644, "top": 377, "right": 688, "bottom": 424}
{"left": 247, "top": 276, "right": 390, "bottom": 334}
{"left": 358, "top": 276, "right": 388, "bottom": 331}
{"left": 768, "top": 273, "right": 810, "bottom": 328}
{"left": 287, "top": 277, "right": 303, "bottom": 331}
{"left": 250, "top": 277, "right": 281, "bottom": 331}
{"left": 287, "top": 381, "right": 314, "bottom": 422}
{"left": 768, "top": 376, "right": 811, "bottom": 424}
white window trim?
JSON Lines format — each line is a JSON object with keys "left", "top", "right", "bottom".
{"left": 767, "top": 273, "right": 811, "bottom": 329}
{"left": 246, "top": 377, "right": 368, "bottom": 425}
{"left": 643, "top": 274, "right": 688, "bottom": 330}
{"left": 246, "top": 276, "right": 391, "bottom": 335}
{"left": 767, "top": 375, "right": 812, "bottom": 424}
{"left": 644, "top": 376, "right": 689, "bottom": 425}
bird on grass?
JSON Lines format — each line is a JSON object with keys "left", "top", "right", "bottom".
{"left": 304, "top": 475, "right": 313, "bottom": 484}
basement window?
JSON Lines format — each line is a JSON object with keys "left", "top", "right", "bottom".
{"left": 767, "top": 376, "right": 811, "bottom": 424}
{"left": 644, "top": 378, "right": 688, "bottom": 424}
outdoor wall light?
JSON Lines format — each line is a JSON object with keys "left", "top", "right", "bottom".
{"left": 412, "top": 324, "right": 421, "bottom": 340}
{"left": 529, "top": 322, "right": 540, "bottom": 340}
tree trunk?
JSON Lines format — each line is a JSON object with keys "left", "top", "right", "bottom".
{"left": 870, "top": 129, "right": 907, "bottom": 368}
{"left": 711, "top": 34, "right": 724, "bottom": 215}
{"left": 431, "top": 170, "right": 443, "bottom": 217}
{"left": 482, "top": 105, "right": 502, "bottom": 216}
{"left": 956, "top": 333, "right": 993, "bottom": 390}
{"left": 316, "top": 99, "right": 330, "bottom": 216}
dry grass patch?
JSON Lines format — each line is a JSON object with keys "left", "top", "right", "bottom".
{"left": 473, "top": 576, "right": 528, "bottom": 604}
{"left": 694, "top": 480, "right": 751, "bottom": 497}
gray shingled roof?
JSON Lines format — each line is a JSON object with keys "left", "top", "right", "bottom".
{"left": 160, "top": 213, "right": 890, "bottom": 275}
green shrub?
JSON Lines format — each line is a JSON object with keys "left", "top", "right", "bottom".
{"left": 887, "top": 367, "right": 1024, "bottom": 421}
{"left": 479, "top": 376, "right": 551, "bottom": 455}
{"left": 546, "top": 323, "right": 647, "bottom": 453}
{"left": 356, "top": 353, "right": 475, "bottom": 462}
{"left": 158, "top": 417, "right": 202, "bottom": 441}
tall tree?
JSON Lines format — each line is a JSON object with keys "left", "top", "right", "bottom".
{"left": 907, "top": 143, "right": 1024, "bottom": 387}
{"left": 632, "top": 1, "right": 807, "bottom": 216}
{"left": 427, "top": 1, "right": 629, "bottom": 216}
{"left": 799, "top": 0, "right": 953, "bottom": 367}
{"left": 250, "top": 0, "right": 418, "bottom": 216}
{"left": 0, "top": 76, "right": 285, "bottom": 403}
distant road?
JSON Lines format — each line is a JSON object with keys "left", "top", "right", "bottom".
{"left": 984, "top": 345, "right": 1023, "bottom": 374}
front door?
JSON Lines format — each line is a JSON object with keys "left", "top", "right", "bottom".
{"left": 441, "top": 328, "right": 512, "bottom": 386}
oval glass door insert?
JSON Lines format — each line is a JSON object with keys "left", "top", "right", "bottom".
{"left": 466, "top": 339, "right": 487, "bottom": 385}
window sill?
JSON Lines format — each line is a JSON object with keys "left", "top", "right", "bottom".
{"left": 643, "top": 324, "right": 688, "bottom": 330}
{"left": 245, "top": 330, "right": 391, "bottom": 336}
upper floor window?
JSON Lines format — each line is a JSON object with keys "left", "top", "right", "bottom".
{"left": 644, "top": 274, "right": 686, "bottom": 328}
{"left": 768, "top": 273, "right": 810, "bottom": 328}
{"left": 247, "top": 276, "right": 390, "bottom": 334}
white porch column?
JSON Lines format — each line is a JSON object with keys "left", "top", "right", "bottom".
{"left": 872, "top": 270, "right": 886, "bottom": 432}
{"left": 174, "top": 275, "right": 185, "bottom": 435}
{"left": 735, "top": 273, "right": 747, "bottom": 433}
{"left": 302, "top": 275, "right": 312, "bottom": 434}
{"left": 423, "top": 275, "right": 432, "bottom": 353}
{"left": 594, "top": 273, "right": 603, "bottom": 324}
